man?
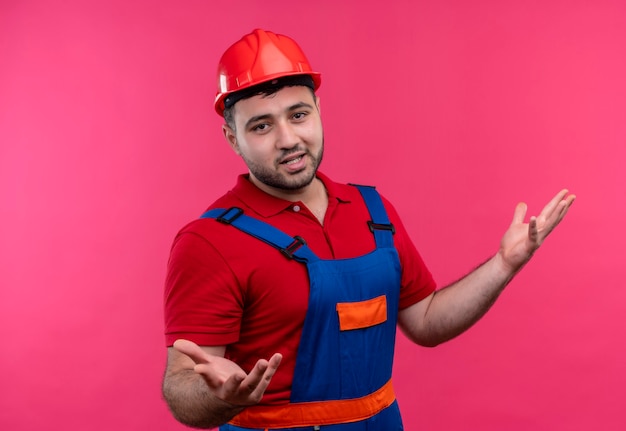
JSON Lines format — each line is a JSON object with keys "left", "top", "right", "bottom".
{"left": 162, "top": 29, "right": 575, "bottom": 430}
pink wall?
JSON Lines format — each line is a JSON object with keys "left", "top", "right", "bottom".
{"left": 1, "top": 0, "right": 625, "bottom": 429}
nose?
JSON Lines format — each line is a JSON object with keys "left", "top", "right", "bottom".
{"left": 275, "top": 120, "right": 299, "bottom": 149}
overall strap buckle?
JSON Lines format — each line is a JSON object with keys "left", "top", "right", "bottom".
{"left": 281, "top": 236, "right": 307, "bottom": 260}
{"left": 368, "top": 221, "right": 395, "bottom": 234}
{"left": 216, "top": 207, "right": 244, "bottom": 225}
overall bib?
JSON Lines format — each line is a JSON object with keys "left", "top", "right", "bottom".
{"left": 201, "top": 185, "right": 403, "bottom": 431}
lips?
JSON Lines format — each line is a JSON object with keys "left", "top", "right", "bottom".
{"left": 282, "top": 155, "right": 303, "bottom": 165}
{"left": 279, "top": 152, "right": 306, "bottom": 165}
{"left": 279, "top": 152, "right": 307, "bottom": 172}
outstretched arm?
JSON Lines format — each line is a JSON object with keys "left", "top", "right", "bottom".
{"left": 162, "top": 339, "right": 282, "bottom": 429}
{"left": 399, "top": 189, "right": 576, "bottom": 347}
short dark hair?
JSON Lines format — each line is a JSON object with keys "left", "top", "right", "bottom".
{"left": 223, "top": 75, "right": 316, "bottom": 130}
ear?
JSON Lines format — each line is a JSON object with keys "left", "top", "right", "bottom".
{"left": 315, "top": 95, "right": 321, "bottom": 114}
{"left": 222, "top": 124, "right": 240, "bottom": 155}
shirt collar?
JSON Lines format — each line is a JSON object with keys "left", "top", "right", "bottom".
{"left": 230, "top": 172, "right": 352, "bottom": 218}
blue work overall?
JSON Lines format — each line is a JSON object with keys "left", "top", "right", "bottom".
{"left": 201, "top": 185, "right": 403, "bottom": 431}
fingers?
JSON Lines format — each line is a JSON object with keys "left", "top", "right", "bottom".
{"left": 558, "top": 192, "right": 576, "bottom": 217}
{"left": 515, "top": 189, "right": 576, "bottom": 229}
{"left": 174, "top": 339, "right": 283, "bottom": 406}
{"left": 193, "top": 362, "right": 246, "bottom": 388}
{"left": 192, "top": 352, "right": 282, "bottom": 406}
{"left": 533, "top": 190, "right": 576, "bottom": 243}
{"left": 238, "top": 353, "right": 283, "bottom": 402}
{"left": 539, "top": 189, "right": 572, "bottom": 220}
{"left": 550, "top": 195, "right": 575, "bottom": 225}
{"left": 268, "top": 353, "right": 283, "bottom": 368}
{"left": 528, "top": 216, "right": 538, "bottom": 243}
{"left": 540, "top": 190, "right": 576, "bottom": 229}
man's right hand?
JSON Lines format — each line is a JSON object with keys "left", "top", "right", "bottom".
{"left": 172, "top": 339, "right": 283, "bottom": 407}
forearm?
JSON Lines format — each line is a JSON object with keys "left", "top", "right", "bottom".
{"left": 162, "top": 369, "right": 244, "bottom": 429}
{"left": 420, "top": 252, "right": 520, "bottom": 346}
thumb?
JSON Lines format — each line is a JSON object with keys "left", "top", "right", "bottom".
{"left": 173, "top": 339, "right": 210, "bottom": 365}
{"left": 511, "top": 202, "right": 528, "bottom": 226}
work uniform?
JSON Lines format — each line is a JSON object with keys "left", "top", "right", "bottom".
{"left": 164, "top": 173, "right": 436, "bottom": 428}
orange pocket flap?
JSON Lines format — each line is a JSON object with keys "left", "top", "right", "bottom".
{"left": 336, "top": 295, "right": 387, "bottom": 331}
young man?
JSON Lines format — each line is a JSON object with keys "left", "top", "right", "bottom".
{"left": 162, "top": 29, "right": 575, "bottom": 430}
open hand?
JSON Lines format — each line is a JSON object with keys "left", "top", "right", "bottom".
{"left": 499, "top": 189, "right": 576, "bottom": 272}
{"left": 173, "top": 339, "right": 282, "bottom": 407}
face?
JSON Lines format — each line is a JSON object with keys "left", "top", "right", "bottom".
{"left": 223, "top": 85, "right": 323, "bottom": 197}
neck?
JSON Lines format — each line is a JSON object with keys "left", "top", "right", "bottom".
{"left": 249, "top": 174, "right": 319, "bottom": 201}
{"left": 303, "top": 178, "right": 328, "bottom": 224}
{"left": 251, "top": 176, "right": 328, "bottom": 224}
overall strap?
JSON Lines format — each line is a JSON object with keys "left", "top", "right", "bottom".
{"left": 351, "top": 184, "right": 395, "bottom": 249}
{"left": 200, "top": 207, "right": 319, "bottom": 263}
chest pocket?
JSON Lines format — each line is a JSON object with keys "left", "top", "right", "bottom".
{"left": 336, "top": 295, "right": 388, "bottom": 331}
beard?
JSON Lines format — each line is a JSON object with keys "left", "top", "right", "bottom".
{"left": 244, "top": 143, "right": 324, "bottom": 191}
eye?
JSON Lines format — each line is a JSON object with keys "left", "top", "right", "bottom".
{"left": 251, "top": 123, "right": 270, "bottom": 133}
{"left": 292, "top": 112, "right": 308, "bottom": 121}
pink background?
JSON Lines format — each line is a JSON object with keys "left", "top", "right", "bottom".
{"left": 1, "top": 0, "right": 625, "bottom": 429}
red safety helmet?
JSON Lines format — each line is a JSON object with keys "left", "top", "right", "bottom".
{"left": 214, "top": 29, "right": 322, "bottom": 116}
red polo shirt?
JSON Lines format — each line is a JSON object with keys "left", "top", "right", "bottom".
{"left": 164, "top": 172, "right": 436, "bottom": 404}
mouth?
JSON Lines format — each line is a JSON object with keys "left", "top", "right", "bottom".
{"left": 281, "top": 155, "right": 304, "bottom": 165}
{"left": 278, "top": 152, "right": 308, "bottom": 173}
{"left": 279, "top": 152, "right": 306, "bottom": 165}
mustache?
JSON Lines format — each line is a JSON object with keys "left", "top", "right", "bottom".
{"left": 281, "top": 146, "right": 306, "bottom": 156}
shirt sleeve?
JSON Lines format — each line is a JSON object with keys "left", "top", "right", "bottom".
{"left": 163, "top": 228, "right": 244, "bottom": 347}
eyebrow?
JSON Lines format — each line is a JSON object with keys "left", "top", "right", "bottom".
{"left": 244, "top": 101, "right": 315, "bottom": 130}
